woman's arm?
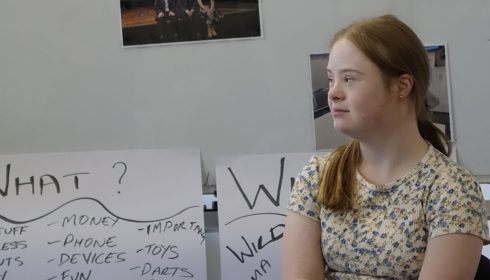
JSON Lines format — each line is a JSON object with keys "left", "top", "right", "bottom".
{"left": 419, "top": 233, "right": 483, "bottom": 280}
{"left": 282, "top": 211, "right": 325, "bottom": 280}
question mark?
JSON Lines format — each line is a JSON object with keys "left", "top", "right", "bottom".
{"left": 112, "top": 161, "right": 127, "bottom": 194}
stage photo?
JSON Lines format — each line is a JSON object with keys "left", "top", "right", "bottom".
{"left": 120, "top": 0, "right": 262, "bottom": 46}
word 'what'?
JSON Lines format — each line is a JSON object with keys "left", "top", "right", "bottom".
{"left": 0, "top": 164, "right": 89, "bottom": 197}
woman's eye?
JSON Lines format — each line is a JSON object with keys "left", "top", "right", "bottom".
{"left": 327, "top": 77, "right": 333, "bottom": 85}
{"left": 344, "top": 76, "right": 353, "bottom": 83}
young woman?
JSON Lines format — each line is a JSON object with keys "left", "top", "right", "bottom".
{"left": 283, "top": 15, "right": 489, "bottom": 280}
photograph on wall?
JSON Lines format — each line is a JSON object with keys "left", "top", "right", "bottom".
{"left": 119, "top": 0, "right": 262, "bottom": 46}
{"left": 309, "top": 44, "right": 453, "bottom": 151}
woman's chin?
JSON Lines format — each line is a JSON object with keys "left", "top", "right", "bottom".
{"left": 333, "top": 124, "right": 355, "bottom": 138}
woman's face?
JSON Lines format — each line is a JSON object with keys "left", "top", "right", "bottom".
{"left": 326, "top": 38, "right": 401, "bottom": 140}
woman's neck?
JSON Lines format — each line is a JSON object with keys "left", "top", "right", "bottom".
{"left": 357, "top": 123, "right": 429, "bottom": 186}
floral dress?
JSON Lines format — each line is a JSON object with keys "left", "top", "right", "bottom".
{"left": 288, "top": 144, "right": 490, "bottom": 279}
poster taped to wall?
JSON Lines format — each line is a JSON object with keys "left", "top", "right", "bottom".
{"left": 216, "top": 152, "right": 313, "bottom": 280}
{"left": 308, "top": 44, "right": 454, "bottom": 151}
{"left": 0, "top": 148, "right": 207, "bottom": 279}
{"left": 119, "top": 0, "right": 263, "bottom": 47}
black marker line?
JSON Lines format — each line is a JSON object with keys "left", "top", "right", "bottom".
{"left": 62, "top": 172, "right": 90, "bottom": 177}
{"left": 225, "top": 212, "right": 286, "bottom": 226}
{"left": 0, "top": 197, "right": 200, "bottom": 225}
{"left": 47, "top": 240, "right": 60, "bottom": 245}
{"left": 129, "top": 266, "right": 140, "bottom": 271}
{"left": 47, "top": 221, "right": 57, "bottom": 227}
{"left": 47, "top": 276, "right": 57, "bottom": 280}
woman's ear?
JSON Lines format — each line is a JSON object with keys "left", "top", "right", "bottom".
{"left": 395, "top": 74, "right": 414, "bottom": 99}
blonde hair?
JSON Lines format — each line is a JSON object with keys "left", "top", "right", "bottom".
{"left": 318, "top": 15, "right": 451, "bottom": 211}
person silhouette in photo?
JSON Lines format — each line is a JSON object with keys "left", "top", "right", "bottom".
{"left": 155, "top": 0, "right": 177, "bottom": 20}
{"left": 176, "top": 0, "right": 203, "bottom": 41}
{"left": 154, "top": 0, "right": 180, "bottom": 42}
{"left": 197, "top": 0, "right": 223, "bottom": 39}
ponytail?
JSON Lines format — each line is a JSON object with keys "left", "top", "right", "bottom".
{"left": 417, "top": 118, "right": 451, "bottom": 157}
{"left": 318, "top": 140, "right": 360, "bottom": 211}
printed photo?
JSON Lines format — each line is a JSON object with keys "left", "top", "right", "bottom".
{"left": 119, "top": 0, "right": 262, "bottom": 46}
{"left": 309, "top": 44, "right": 453, "bottom": 150}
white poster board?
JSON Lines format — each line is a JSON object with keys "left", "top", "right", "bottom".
{"left": 0, "top": 148, "right": 206, "bottom": 280}
{"left": 216, "top": 152, "right": 313, "bottom": 280}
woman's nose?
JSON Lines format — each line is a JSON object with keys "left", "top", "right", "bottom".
{"left": 328, "top": 82, "right": 343, "bottom": 101}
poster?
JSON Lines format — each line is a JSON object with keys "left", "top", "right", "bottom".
{"left": 216, "top": 152, "right": 313, "bottom": 280}
{"left": 0, "top": 148, "right": 207, "bottom": 279}
{"left": 309, "top": 44, "right": 454, "bottom": 150}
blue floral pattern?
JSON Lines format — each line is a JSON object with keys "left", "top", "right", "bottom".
{"left": 288, "top": 145, "right": 490, "bottom": 279}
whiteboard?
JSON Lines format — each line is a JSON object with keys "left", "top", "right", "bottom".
{"left": 0, "top": 148, "right": 207, "bottom": 279}
{"left": 216, "top": 152, "right": 313, "bottom": 280}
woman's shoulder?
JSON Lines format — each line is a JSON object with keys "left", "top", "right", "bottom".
{"left": 306, "top": 151, "right": 333, "bottom": 171}
{"left": 293, "top": 152, "right": 333, "bottom": 186}
{"left": 427, "top": 145, "right": 478, "bottom": 187}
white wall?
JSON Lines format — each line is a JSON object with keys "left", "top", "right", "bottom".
{"left": 1, "top": 0, "right": 490, "bottom": 183}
